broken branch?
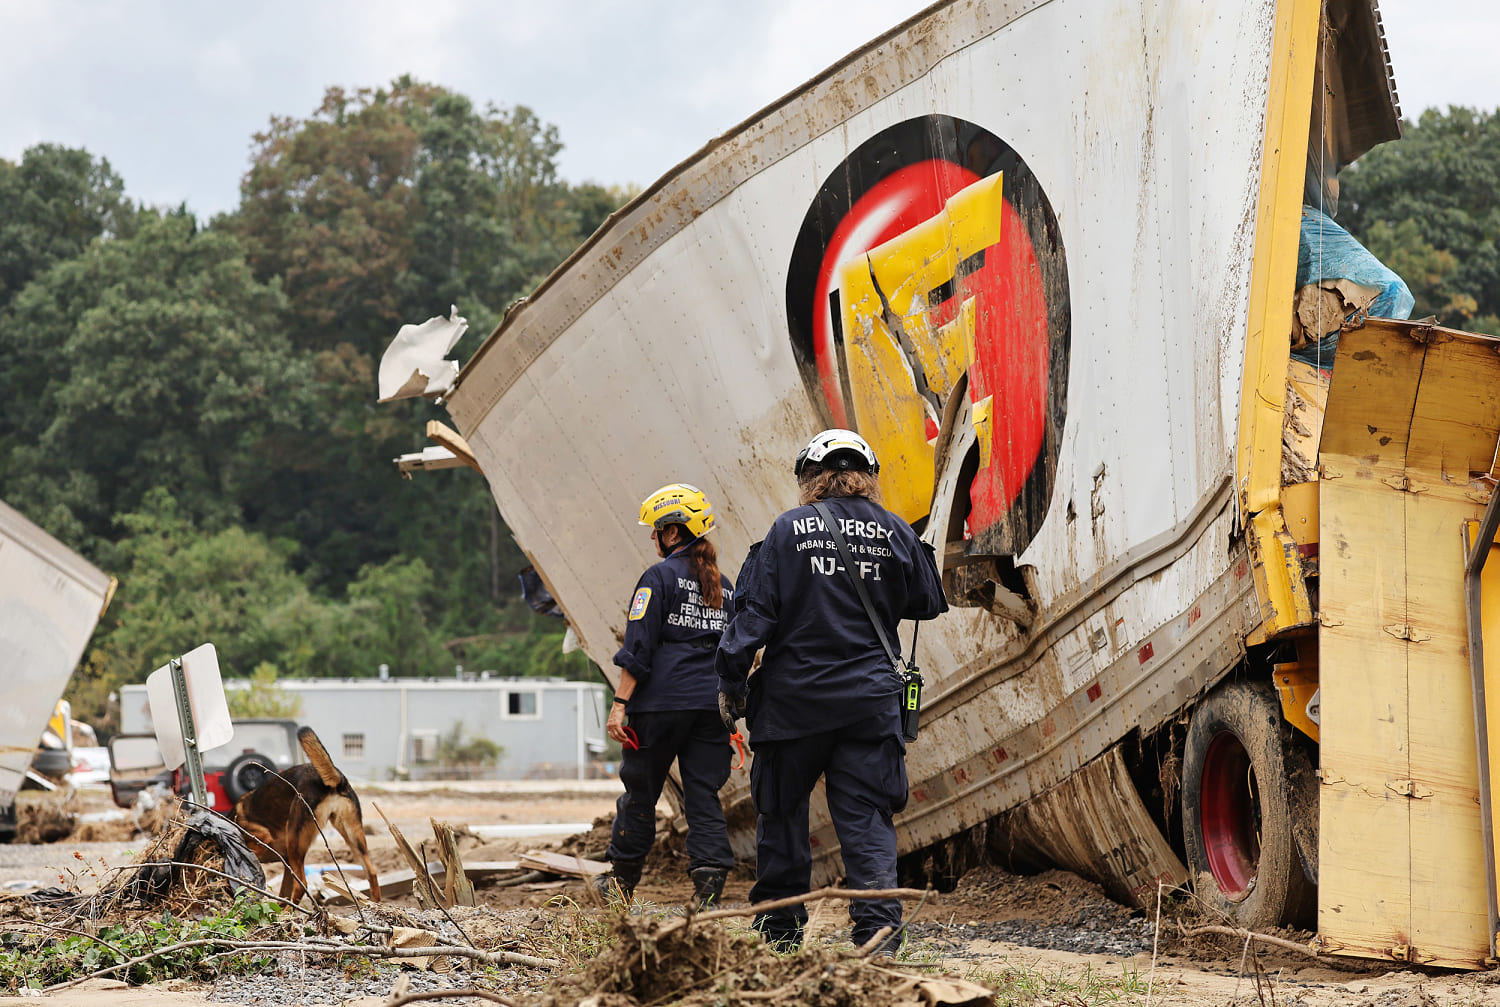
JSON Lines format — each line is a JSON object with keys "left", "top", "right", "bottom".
{"left": 42, "top": 937, "right": 559, "bottom": 993}
{"left": 1177, "top": 924, "right": 1321, "bottom": 958}
{"left": 387, "top": 990, "right": 520, "bottom": 1007}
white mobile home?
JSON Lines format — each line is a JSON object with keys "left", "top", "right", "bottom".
{"left": 120, "top": 677, "right": 609, "bottom": 782}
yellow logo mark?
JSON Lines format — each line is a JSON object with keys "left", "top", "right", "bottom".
{"left": 836, "top": 173, "right": 1005, "bottom": 523}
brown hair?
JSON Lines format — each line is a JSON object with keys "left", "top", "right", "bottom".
{"left": 797, "top": 468, "right": 882, "bottom": 506}
{"left": 686, "top": 536, "right": 724, "bottom": 609}
{"left": 665, "top": 525, "right": 724, "bottom": 609}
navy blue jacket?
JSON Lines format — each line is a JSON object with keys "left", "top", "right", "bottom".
{"left": 613, "top": 548, "right": 734, "bottom": 713}
{"left": 715, "top": 495, "right": 948, "bottom": 742}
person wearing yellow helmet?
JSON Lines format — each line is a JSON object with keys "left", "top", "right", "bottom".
{"left": 598, "top": 483, "right": 736, "bottom": 909}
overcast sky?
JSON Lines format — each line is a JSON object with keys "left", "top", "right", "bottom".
{"left": 1, "top": 0, "right": 1495, "bottom": 218}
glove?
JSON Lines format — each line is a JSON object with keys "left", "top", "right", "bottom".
{"left": 718, "top": 690, "right": 746, "bottom": 732}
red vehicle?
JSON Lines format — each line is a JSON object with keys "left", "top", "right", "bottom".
{"left": 107, "top": 719, "right": 304, "bottom": 812}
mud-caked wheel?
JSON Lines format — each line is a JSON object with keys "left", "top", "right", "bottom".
{"left": 1181, "top": 679, "right": 1315, "bottom": 930}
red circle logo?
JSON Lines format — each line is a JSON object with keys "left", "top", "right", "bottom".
{"left": 786, "top": 116, "right": 1069, "bottom": 558}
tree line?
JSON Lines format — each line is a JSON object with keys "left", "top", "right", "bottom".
{"left": 1, "top": 92, "right": 1493, "bottom": 728}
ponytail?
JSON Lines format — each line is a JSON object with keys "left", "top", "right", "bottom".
{"left": 686, "top": 537, "right": 724, "bottom": 610}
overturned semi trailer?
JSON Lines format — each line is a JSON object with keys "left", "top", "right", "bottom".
{"left": 386, "top": 0, "right": 1500, "bottom": 970}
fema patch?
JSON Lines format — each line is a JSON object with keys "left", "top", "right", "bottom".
{"left": 628, "top": 587, "right": 652, "bottom": 621}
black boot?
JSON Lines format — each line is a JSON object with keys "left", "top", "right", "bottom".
{"left": 689, "top": 867, "right": 728, "bottom": 911}
{"left": 595, "top": 859, "right": 643, "bottom": 903}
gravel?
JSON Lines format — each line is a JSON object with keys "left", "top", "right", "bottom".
{"left": 903, "top": 915, "right": 1156, "bottom": 959}
{"left": 0, "top": 841, "right": 143, "bottom": 892}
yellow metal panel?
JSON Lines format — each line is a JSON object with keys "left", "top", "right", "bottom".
{"left": 1247, "top": 508, "right": 1313, "bottom": 642}
{"left": 1235, "top": 0, "right": 1319, "bottom": 517}
{"left": 1318, "top": 463, "right": 1412, "bottom": 960}
{"left": 1273, "top": 663, "right": 1319, "bottom": 742}
{"left": 1280, "top": 481, "right": 1318, "bottom": 547}
{"left": 1404, "top": 484, "right": 1488, "bottom": 966}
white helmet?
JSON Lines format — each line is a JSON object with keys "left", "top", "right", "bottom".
{"left": 794, "top": 428, "right": 880, "bottom": 476}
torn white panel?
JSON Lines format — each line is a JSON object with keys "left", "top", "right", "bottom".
{"left": 378, "top": 307, "right": 467, "bottom": 403}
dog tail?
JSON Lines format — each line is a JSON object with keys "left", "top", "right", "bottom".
{"left": 298, "top": 727, "right": 343, "bottom": 788}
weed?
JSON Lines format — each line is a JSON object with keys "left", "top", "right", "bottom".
{"left": 0, "top": 894, "right": 288, "bottom": 992}
{"left": 965, "top": 958, "right": 1145, "bottom": 1006}
{"left": 541, "top": 896, "right": 619, "bottom": 972}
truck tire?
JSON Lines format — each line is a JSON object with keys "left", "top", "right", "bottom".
{"left": 1182, "top": 679, "right": 1315, "bottom": 930}
{"left": 223, "top": 753, "right": 276, "bottom": 805}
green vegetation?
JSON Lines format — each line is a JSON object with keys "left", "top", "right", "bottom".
{"left": 226, "top": 665, "right": 304, "bottom": 720}
{"left": 0, "top": 896, "right": 286, "bottom": 991}
{"left": 1342, "top": 106, "right": 1500, "bottom": 335}
{"left": 436, "top": 720, "right": 504, "bottom": 766}
{"left": 0, "top": 79, "right": 626, "bottom": 726}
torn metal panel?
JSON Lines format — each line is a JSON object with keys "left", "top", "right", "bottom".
{"left": 0, "top": 500, "right": 113, "bottom": 809}
{"left": 988, "top": 746, "right": 1187, "bottom": 908}
{"left": 378, "top": 308, "right": 467, "bottom": 403}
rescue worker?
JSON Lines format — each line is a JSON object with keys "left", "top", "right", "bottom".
{"left": 599, "top": 483, "right": 736, "bottom": 909}
{"left": 716, "top": 429, "right": 947, "bottom": 955}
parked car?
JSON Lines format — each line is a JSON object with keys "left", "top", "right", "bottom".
{"left": 107, "top": 718, "right": 304, "bottom": 812}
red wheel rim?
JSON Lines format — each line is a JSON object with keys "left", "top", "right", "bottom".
{"left": 1199, "top": 731, "right": 1260, "bottom": 900}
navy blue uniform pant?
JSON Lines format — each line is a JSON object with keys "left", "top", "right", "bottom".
{"left": 606, "top": 709, "right": 734, "bottom": 873}
{"left": 748, "top": 715, "right": 908, "bottom": 949}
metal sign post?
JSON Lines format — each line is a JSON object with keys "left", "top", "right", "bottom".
{"left": 168, "top": 657, "right": 209, "bottom": 810}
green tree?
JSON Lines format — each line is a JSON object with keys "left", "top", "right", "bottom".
{"left": 227, "top": 664, "right": 305, "bottom": 719}
{"left": 0, "top": 211, "right": 312, "bottom": 550}
{"left": 0, "top": 144, "right": 134, "bottom": 310}
{"left": 73, "top": 490, "right": 327, "bottom": 724}
{"left": 1341, "top": 106, "right": 1500, "bottom": 333}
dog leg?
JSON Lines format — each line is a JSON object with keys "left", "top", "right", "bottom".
{"left": 330, "top": 802, "right": 382, "bottom": 903}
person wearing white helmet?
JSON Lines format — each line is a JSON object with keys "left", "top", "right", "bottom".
{"left": 716, "top": 429, "right": 947, "bottom": 955}
{"left": 597, "top": 483, "right": 737, "bottom": 910}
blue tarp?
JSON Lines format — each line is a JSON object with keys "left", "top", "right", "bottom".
{"left": 1292, "top": 206, "right": 1414, "bottom": 366}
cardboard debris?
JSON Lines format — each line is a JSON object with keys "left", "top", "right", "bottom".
{"left": 328, "top": 916, "right": 451, "bottom": 973}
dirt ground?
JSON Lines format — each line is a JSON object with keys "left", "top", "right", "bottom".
{"left": 6, "top": 785, "right": 1500, "bottom": 1006}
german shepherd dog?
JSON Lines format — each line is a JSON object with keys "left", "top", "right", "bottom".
{"left": 234, "top": 727, "right": 382, "bottom": 903}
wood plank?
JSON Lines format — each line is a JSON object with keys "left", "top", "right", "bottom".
{"left": 518, "top": 850, "right": 610, "bottom": 877}
{"left": 1403, "top": 485, "right": 1489, "bottom": 966}
{"left": 1317, "top": 325, "right": 1425, "bottom": 463}
{"left": 1318, "top": 464, "right": 1412, "bottom": 959}
{"left": 1406, "top": 336, "right": 1500, "bottom": 479}
{"left": 320, "top": 861, "right": 522, "bottom": 902}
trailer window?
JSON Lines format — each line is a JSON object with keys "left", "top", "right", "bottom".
{"left": 342, "top": 733, "right": 365, "bottom": 759}
{"left": 504, "top": 691, "right": 539, "bottom": 718}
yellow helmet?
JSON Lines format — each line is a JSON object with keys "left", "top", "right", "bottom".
{"left": 638, "top": 483, "right": 716, "bottom": 538}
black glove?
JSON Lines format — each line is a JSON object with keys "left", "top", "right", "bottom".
{"left": 718, "top": 690, "right": 746, "bottom": 732}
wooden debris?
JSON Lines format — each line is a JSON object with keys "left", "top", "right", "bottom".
{"left": 322, "top": 862, "right": 521, "bottom": 904}
{"left": 373, "top": 803, "right": 442, "bottom": 909}
{"left": 517, "top": 850, "right": 610, "bottom": 877}
{"left": 431, "top": 818, "right": 476, "bottom": 907}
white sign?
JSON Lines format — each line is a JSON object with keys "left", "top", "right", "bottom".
{"left": 145, "top": 643, "right": 233, "bottom": 770}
